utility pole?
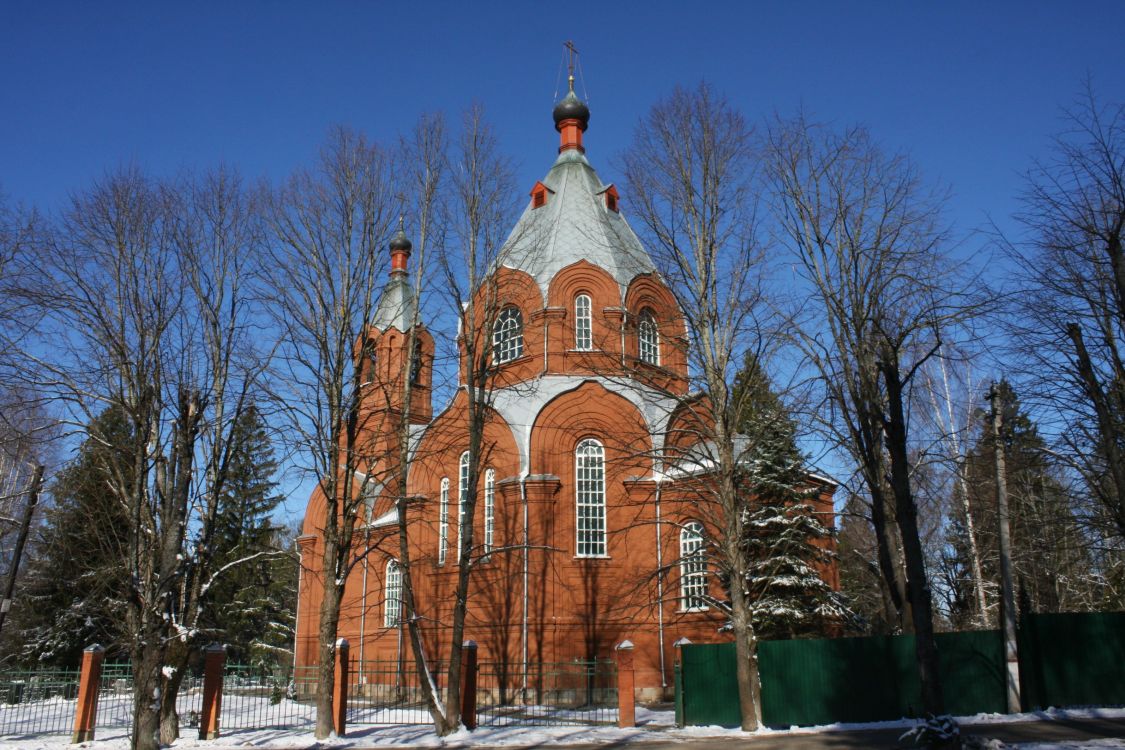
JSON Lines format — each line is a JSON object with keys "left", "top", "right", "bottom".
{"left": 0, "top": 463, "right": 45, "bottom": 638}
{"left": 989, "top": 383, "right": 1021, "bottom": 713}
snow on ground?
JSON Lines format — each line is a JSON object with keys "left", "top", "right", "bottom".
{"left": 1013, "top": 743, "right": 1125, "bottom": 749}
{"left": 3, "top": 703, "right": 1124, "bottom": 749}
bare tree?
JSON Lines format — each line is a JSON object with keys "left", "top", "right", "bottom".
{"left": 260, "top": 128, "right": 394, "bottom": 739}
{"left": 1007, "top": 86, "right": 1125, "bottom": 545}
{"left": 388, "top": 105, "right": 520, "bottom": 735}
{"left": 766, "top": 115, "right": 978, "bottom": 715}
{"left": 921, "top": 351, "right": 990, "bottom": 627}
{"left": 15, "top": 166, "right": 266, "bottom": 750}
{"left": 620, "top": 83, "right": 777, "bottom": 731}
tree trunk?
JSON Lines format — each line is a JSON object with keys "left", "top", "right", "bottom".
{"left": 157, "top": 646, "right": 187, "bottom": 744}
{"left": 131, "top": 645, "right": 162, "bottom": 750}
{"left": 314, "top": 535, "right": 344, "bottom": 739}
{"left": 881, "top": 359, "right": 945, "bottom": 715}
{"left": 728, "top": 574, "right": 761, "bottom": 731}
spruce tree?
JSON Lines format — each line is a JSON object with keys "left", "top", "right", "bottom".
{"left": 732, "top": 353, "right": 845, "bottom": 640}
{"left": 8, "top": 406, "right": 134, "bottom": 666}
{"left": 201, "top": 404, "right": 295, "bottom": 665}
{"left": 954, "top": 381, "right": 1099, "bottom": 617}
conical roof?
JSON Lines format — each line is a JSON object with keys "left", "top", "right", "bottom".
{"left": 498, "top": 149, "right": 656, "bottom": 299}
{"left": 372, "top": 274, "right": 417, "bottom": 332}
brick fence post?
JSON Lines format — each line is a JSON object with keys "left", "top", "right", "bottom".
{"left": 615, "top": 639, "right": 635, "bottom": 728}
{"left": 332, "top": 639, "right": 350, "bottom": 737}
{"left": 71, "top": 643, "right": 105, "bottom": 743}
{"left": 460, "top": 640, "right": 478, "bottom": 730}
{"left": 198, "top": 643, "right": 226, "bottom": 740}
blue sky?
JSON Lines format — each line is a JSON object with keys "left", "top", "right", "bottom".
{"left": 3, "top": 2, "right": 1124, "bottom": 515}
{"left": 4, "top": 1, "right": 1123, "bottom": 244}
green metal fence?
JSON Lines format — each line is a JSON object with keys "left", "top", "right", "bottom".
{"left": 758, "top": 629, "right": 1006, "bottom": 727}
{"left": 1019, "top": 611, "right": 1125, "bottom": 710}
{"left": 676, "top": 644, "right": 740, "bottom": 728}
{"left": 676, "top": 612, "right": 1125, "bottom": 729}
{"left": 0, "top": 667, "right": 80, "bottom": 736}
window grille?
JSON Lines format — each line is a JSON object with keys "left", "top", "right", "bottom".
{"left": 493, "top": 306, "right": 524, "bottom": 363}
{"left": 458, "top": 451, "right": 469, "bottom": 564}
{"left": 638, "top": 310, "right": 659, "bottom": 365}
{"left": 439, "top": 478, "right": 449, "bottom": 565}
{"left": 575, "top": 439, "right": 606, "bottom": 557}
{"left": 484, "top": 468, "right": 495, "bottom": 556}
{"left": 575, "top": 294, "right": 592, "bottom": 350}
{"left": 384, "top": 560, "right": 402, "bottom": 627}
{"left": 680, "top": 521, "right": 707, "bottom": 610}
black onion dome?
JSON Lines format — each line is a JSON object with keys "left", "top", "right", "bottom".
{"left": 389, "top": 228, "right": 412, "bottom": 253}
{"left": 553, "top": 90, "right": 590, "bottom": 131}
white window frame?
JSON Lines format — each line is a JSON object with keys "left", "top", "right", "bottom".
{"left": 484, "top": 468, "right": 495, "bottom": 557}
{"left": 458, "top": 451, "right": 469, "bottom": 564}
{"left": 680, "top": 521, "right": 707, "bottom": 611}
{"left": 575, "top": 438, "right": 607, "bottom": 557}
{"left": 492, "top": 306, "right": 524, "bottom": 364}
{"left": 638, "top": 309, "right": 660, "bottom": 366}
{"left": 384, "top": 560, "right": 402, "bottom": 627}
{"left": 575, "top": 294, "right": 592, "bottom": 350}
{"left": 438, "top": 477, "right": 449, "bottom": 565}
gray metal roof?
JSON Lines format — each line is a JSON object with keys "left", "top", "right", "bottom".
{"left": 497, "top": 149, "right": 656, "bottom": 300}
{"left": 371, "top": 274, "right": 417, "bottom": 332}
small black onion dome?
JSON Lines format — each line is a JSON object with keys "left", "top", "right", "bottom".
{"left": 389, "top": 227, "right": 412, "bottom": 253}
{"left": 553, "top": 90, "right": 590, "bottom": 131}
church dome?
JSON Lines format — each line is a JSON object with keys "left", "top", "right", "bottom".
{"left": 553, "top": 90, "right": 590, "bottom": 132}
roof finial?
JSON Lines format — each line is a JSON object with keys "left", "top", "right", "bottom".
{"left": 388, "top": 218, "right": 412, "bottom": 277}
{"left": 553, "top": 40, "right": 589, "bottom": 151}
{"left": 564, "top": 40, "right": 578, "bottom": 93}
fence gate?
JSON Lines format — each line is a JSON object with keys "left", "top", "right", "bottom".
{"left": 675, "top": 643, "right": 740, "bottom": 728}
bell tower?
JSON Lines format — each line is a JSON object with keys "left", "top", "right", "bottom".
{"left": 356, "top": 223, "right": 434, "bottom": 426}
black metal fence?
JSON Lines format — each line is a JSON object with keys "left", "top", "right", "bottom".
{"left": 220, "top": 663, "right": 316, "bottom": 730}
{"left": 477, "top": 659, "right": 617, "bottom": 727}
{"left": 0, "top": 656, "right": 619, "bottom": 737}
{"left": 346, "top": 658, "right": 446, "bottom": 725}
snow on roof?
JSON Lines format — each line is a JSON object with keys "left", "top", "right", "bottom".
{"left": 497, "top": 150, "right": 656, "bottom": 300}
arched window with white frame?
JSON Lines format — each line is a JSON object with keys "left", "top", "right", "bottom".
{"left": 680, "top": 521, "right": 707, "bottom": 611}
{"left": 458, "top": 451, "right": 469, "bottom": 564}
{"left": 384, "top": 560, "right": 402, "bottom": 627}
{"left": 492, "top": 306, "right": 524, "bottom": 363}
{"left": 484, "top": 468, "right": 495, "bottom": 557}
{"left": 575, "top": 438, "right": 607, "bottom": 557}
{"left": 438, "top": 478, "right": 449, "bottom": 565}
{"left": 638, "top": 309, "right": 659, "bottom": 365}
{"left": 575, "top": 294, "right": 592, "bottom": 350}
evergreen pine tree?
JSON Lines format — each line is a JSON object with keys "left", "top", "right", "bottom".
{"left": 6, "top": 406, "right": 135, "bottom": 666}
{"left": 732, "top": 353, "right": 846, "bottom": 639}
{"left": 956, "top": 381, "right": 1099, "bottom": 617}
{"left": 200, "top": 405, "right": 295, "bottom": 665}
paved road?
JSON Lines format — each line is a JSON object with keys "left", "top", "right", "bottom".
{"left": 446, "top": 716, "right": 1125, "bottom": 749}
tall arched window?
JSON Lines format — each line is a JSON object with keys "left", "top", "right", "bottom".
{"left": 575, "top": 438, "right": 607, "bottom": 557}
{"left": 458, "top": 451, "right": 470, "bottom": 564}
{"left": 384, "top": 560, "right": 402, "bottom": 627}
{"left": 484, "top": 468, "right": 496, "bottom": 557}
{"left": 493, "top": 306, "right": 524, "bottom": 363}
{"left": 438, "top": 478, "right": 450, "bottom": 565}
{"left": 410, "top": 340, "right": 423, "bottom": 385}
{"left": 680, "top": 521, "right": 707, "bottom": 611}
{"left": 638, "top": 309, "right": 659, "bottom": 366}
{"left": 574, "top": 294, "right": 592, "bottom": 350}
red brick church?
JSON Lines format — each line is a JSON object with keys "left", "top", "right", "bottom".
{"left": 294, "top": 81, "right": 838, "bottom": 699}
